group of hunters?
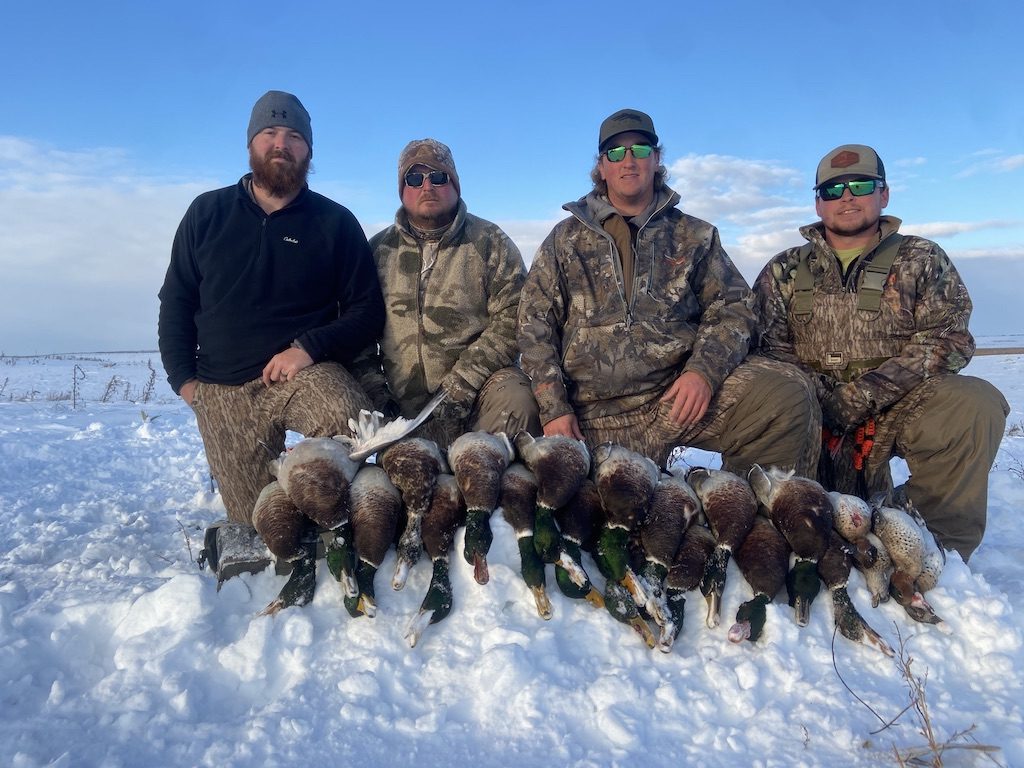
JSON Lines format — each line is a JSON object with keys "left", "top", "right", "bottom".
{"left": 158, "top": 90, "right": 1009, "bottom": 566}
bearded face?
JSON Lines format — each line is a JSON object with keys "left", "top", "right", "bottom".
{"left": 249, "top": 146, "right": 311, "bottom": 199}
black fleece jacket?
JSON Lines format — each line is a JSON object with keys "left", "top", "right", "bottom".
{"left": 158, "top": 175, "right": 385, "bottom": 394}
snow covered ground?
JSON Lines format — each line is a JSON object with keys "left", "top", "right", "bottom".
{"left": 0, "top": 347, "right": 1021, "bottom": 767}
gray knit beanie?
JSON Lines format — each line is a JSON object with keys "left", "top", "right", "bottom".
{"left": 247, "top": 90, "right": 312, "bottom": 149}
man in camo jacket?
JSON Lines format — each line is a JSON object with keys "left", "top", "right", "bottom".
{"left": 518, "top": 109, "right": 820, "bottom": 476}
{"left": 353, "top": 138, "right": 541, "bottom": 447}
{"left": 754, "top": 143, "right": 1008, "bottom": 560}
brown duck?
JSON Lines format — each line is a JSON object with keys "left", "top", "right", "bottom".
{"left": 345, "top": 465, "right": 402, "bottom": 618}
{"left": 747, "top": 465, "right": 833, "bottom": 628}
{"left": 728, "top": 515, "right": 790, "bottom": 644}
{"left": 405, "top": 473, "right": 466, "bottom": 647}
{"left": 687, "top": 467, "right": 757, "bottom": 629}
{"left": 380, "top": 437, "right": 447, "bottom": 591}
{"left": 448, "top": 431, "right": 515, "bottom": 586}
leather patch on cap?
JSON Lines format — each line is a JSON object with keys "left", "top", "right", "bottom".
{"left": 831, "top": 150, "right": 860, "bottom": 169}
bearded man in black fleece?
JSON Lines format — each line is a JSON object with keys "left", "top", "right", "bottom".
{"left": 158, "top": 90, "right": 384, "bottom": 524}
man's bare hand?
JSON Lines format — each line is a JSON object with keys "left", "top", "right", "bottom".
{"left": 660, "top": 371, "right": 712, "bottom": 429}
{"left": 180, "top": 379, "right": 198, "bottom": 406}
{"left": 262, "top": 347, "right": 314, "bottom": 386}
{"left": 543, "top": 413, "right": 585, "bottom": 440}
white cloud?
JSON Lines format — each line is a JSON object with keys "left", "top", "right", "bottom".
{"left": 953, "top": 150, "right": 1024, "bottom": 178}
{"left": 900, "top": 219, "right": 1018, "bottom": 238}
{"left": 0, "top": 136, "right": 213, "bottom": 354}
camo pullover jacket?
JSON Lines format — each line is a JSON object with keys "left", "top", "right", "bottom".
{"left": 753, "top": 215, "right": 975, "bottom": 431}
{"left": 518, "top": 187, "right": 756, "bottom": 425}
{"left": 354, "top": 199, "right": 526, "bottom": 416}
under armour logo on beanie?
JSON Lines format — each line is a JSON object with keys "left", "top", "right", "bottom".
{"left": 247, "top": 91, "right": 312, "bottom": 149}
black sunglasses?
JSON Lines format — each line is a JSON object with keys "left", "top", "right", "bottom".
{"left": 405, "top": 170, "right": 450, "bottom": 188}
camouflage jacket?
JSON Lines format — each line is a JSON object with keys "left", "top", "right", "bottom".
{"left": 352, "top": 199, "right": 526, "bottom": 417}
{"left": 518, "top": 188, "right": 756, "bottom": 424}
{"left": 753, "top": 216, "right": 975, "bottom": 431}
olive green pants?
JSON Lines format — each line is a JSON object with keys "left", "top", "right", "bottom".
{"left": 415, "top": 366, "right": 542, "bottom": 448}
{"left": 190, "top": 362, "right": 372, "bottom": 524}
{"left": 826, "top": 374, "right": 1008, "bottom": 561}
{"left": 579, "top": 355, "right": 822, "bottom": 476}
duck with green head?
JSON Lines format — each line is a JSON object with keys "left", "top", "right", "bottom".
{"left": 448, "top": 431, "right": 515, "bottom": 586}
{"left": 252, "top": 480, "right": 319, "bottom": 616}
{"left": 344, "top": 465, "right": 402, "bottom": 618}
{"left": 663, "top": 522, "right": 716, "bottom": 650}
{"left": 592, "top": 442, "right": 663, "bottom": 638}
{"left": 687, "top": 466, "right": 757, "bottom": 629}
{"left": 405, "top": 473, "right": 465, "bottom": 647}
{"left": 380, "top": 437, "right": 447, "bottom": 592}
{"left": 728, "top": 516, "right": 790, "bottom": 644}
{"left": 817, "top": 529, "right": 894, "bottom": 656}
{"left": 747, "top": 464, "right": 832, "bottom": 628}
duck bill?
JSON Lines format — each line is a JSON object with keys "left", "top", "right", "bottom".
{"left": 473, "top": 552, "right": 490, "bottom": 586}
{"left": 392, "top": 557, "right": 412, "bottom": 591}
{"left": 404, "top": 608, "right": 434, "bottom": 648}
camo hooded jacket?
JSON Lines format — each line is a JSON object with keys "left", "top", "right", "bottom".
{"left": 353, "top": 199, "right": 526, "bottom": 417}
{"left": 518, "top": 187, "right": 756, "bottom": 425}
{"left": 753, "top": 216, "right": 975, "bottom": 431}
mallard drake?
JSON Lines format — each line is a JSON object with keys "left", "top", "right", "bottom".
{"left": 513, "top": 432, "right": 590, "bottom": 561}
{"left": 662, "top": 523, "right": 716, "bottom": 650}
{"left": 728, "top": 516, "right": 790, "bottom": 644}
{"left": 498, "top": 462, "right": 552, "bottom": 619}
{"left": 747, "top": 465, "right": 832, "bottom": 628}
{"left": 871, "top": 497, "right": 948, "bottom": 630}
{"left": 380, "top": 437, "right": 447, "bottom": 591}
{"left": 405, "top": 473, "right": 465, "bottom": 648}
{"left": 687, "top": 467, "right": 757, "bottom": 629}
{"left": 251, "top": 480, "right": 317, "bottom": 616}
{"left": 553, "top": 478, "right": 605, "bottom": 608}
{"left": 448, "top": 431, "right": 515, "bottom": 585}
{"left": 818, "top": 530, "right": 893, "bottom": 656}
{"left": 828, "top": 491, "right": 878, "bottom": 569}
{"left": 638, "top": 471, "right": 700, "bottom": 649}
{"left": 271, "top": 436, "right": 363, "bottom": 598}
{"left": 344, "top": 466, "right": 402, "bottom": 618}
{"left": 592, "top": 443, "right": 663, "bottom": 632}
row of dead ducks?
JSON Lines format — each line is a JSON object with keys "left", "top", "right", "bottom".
{"left": 250, "top": 430, "right": 947, "bottom": 652}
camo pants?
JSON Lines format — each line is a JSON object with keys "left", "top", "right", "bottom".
{"left": 190, "top": 362, "right": 372, "bottom": 524}
{"left": 414, "top": 366, "right": 542, "bottom": 449}
{"left": 823, "top": 374, "right": 1008, "bottom": 561}
{"left": 579, "top": 355, "right": 821, "bottom": 476}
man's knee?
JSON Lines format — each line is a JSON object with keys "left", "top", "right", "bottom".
{"left": 475, "top": 367, "right": 542, "bottom": 436}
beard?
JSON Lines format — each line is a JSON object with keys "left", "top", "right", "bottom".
{"left": 249, "top": 147, "right": 311, "bottom": 199}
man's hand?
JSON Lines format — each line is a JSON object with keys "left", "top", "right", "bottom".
{"left": 262, "top": 347, "right": 314, "bottom": 386}
{"left": 543, "top": 413, "right": 585, "bottom": 440}
{"left": 179, "top": 379, "right": 198, "bottom": 406}
{"left": 660, "top": 371, "right": 712, "bottom": 429}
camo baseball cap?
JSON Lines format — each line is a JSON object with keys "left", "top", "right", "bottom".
{"left": 598, "top": 109, "right": 659, "bottom": 151}
{"left": 815, "top": 144, "right": 885, "bottom": 188}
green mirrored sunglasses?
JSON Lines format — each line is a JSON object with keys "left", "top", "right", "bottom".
{"left": 605, "top": 144, "right": 655, "bottom": 162}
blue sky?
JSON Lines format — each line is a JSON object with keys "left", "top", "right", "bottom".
{"left": 2, "top": 1, "right": 1023, "bottom": 354}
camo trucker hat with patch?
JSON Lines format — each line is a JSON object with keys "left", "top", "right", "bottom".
{"left": 398, "top": 138, "right": 461, "bottom": 197}
{"left": 598, "top": 109, "right": 659, "bottom": 151}
{"left": 815, "top": 144, "right": 885, "bottom": 188}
